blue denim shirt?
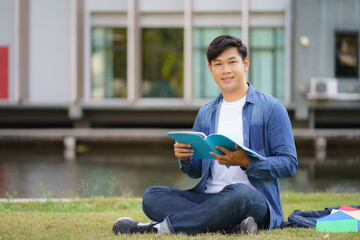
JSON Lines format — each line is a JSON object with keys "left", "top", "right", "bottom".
{"left": 180, "top": 83, "right": 298, "bottom": 230}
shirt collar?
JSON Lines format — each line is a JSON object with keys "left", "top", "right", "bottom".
{"left": 211, "top": 82, "right": 256, "bottom": 109}
{"left": 246, "top": 83, "right": 256, "bottom": 104}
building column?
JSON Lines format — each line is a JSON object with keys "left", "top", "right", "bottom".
{"left": 241, "top": 0, "right": 249, "bottom": 82}
{"left": 83, "top": 0, "right": 90, "bottom": 101}
{"left": 14, "top": 0, "right": 20, "bottom": 102}
{"left": 127, "top": 0, "right": 140, "bottom": 103}
{"left": 184, "top": 0, "right": 193, "bottom": 104}
{"left": 70, "top": 0, "right": 78, "bottom": 104}
{"left": 284, "top": 0, "right": 293, "bottom": 104}
{"left": 241, "top": 0, "right": 249, "bottom": 46}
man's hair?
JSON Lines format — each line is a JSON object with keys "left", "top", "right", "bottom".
{"left": 206, "top": 35, "right": 247, "bottom": 64}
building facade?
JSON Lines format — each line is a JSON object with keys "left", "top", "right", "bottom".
{"left": 0, "top": 0, "right": 359, "bottom": 128}
{"left": 293, "top": 0, "right": 360, "bottom": 128}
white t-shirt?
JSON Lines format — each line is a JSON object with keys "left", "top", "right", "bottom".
{"left": 205, "top": 96, "right": 252, "bottom": 193}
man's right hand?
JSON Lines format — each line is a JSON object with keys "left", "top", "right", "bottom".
{"left": 174, "top": 141, "right": 194, "bottom": 164}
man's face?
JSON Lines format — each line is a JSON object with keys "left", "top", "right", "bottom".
{"left": 208, "top": 47, "right": 249, "bottom": 95}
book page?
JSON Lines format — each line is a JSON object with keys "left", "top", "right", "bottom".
{"left": 167, "top": 131, "right": 206, "bottom": 139}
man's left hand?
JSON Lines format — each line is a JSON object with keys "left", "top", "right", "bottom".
{"left": 209, "top": 144, "right": 249, "bottom": 168}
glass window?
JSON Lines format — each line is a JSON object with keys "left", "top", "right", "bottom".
{"left": 142, "top": 28, "right": 184, "bottom": 98}
{"left": 250, "top": 28, "right": 285, "bottom": 100}
{"left": 91, "top": 28, "right": 127, "bottom": 99}
{"left": 193, "top": 28, "right": 242, "bottom": 99}
{"left": 335, "top": 32, "right": 358, "bottom": 78}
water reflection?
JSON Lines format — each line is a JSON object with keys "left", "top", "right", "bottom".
{"left": 1, "top": 149, "right": 360, "bottom": 198}
{"left": 0, "top": 151, "right": 199, "bottom": 198}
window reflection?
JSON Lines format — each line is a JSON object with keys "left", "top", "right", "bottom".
{"left": 250, "top": 28, "right": 285, "bottom": 99}
{"left": 335, "top": 32, "right": 358, "bottom": 78}
{"left": 142, "top": 28, "right": 184, "bottom": 98}
{"left": 91, "top": 28, "right": 127, "bottom": 99}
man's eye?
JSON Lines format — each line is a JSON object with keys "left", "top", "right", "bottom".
{"left": 215, "top": 63, "right": 221, "bottom": 66}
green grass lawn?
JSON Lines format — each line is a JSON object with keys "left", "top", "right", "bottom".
{"left": 1, "top": 193, "right": 359, "bottom": 239}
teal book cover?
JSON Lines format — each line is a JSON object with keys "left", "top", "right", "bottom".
{"left": 167, "top": 131, "right": 263, "bottom": 160}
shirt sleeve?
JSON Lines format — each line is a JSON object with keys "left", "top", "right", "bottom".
{"left": 245, "top": 101, "right": 298, "bottom": 179}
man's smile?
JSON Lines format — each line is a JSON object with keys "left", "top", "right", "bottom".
{"left": 221, "top": 76, "right": 234, "bottom": 83}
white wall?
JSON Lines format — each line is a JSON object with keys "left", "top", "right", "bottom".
{"left": 250, "top": 0, "right": 286, "bottom": 12}
{"left": 29, "top": 0, "right": 72, "bottom": 103}
{"left": 193, "top": 0, "right": 241, "bottom": 12}
{"left": 86, "top": 0, "right": 127, "bottom": 12}
{"left": 0, "top": 0, "right": 15, "bottom": 101}
{"left": 140, "top": 0, "right": 184, "bottom": 12}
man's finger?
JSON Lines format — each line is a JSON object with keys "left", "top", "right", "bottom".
{"left": 210, "top": 151, "right": 227, "bottom": 161}
{"left": 175, "top": 148, "right": 194, "bottom": 153}
{"left": 209, "top": 151, "right": 221, "bottom": 158}
{"left": 174, "top": 142, "right": 192, "bottom": 148}
{"left": 214, "top": 146, "right": 232, "bottom": 155}
{"left": 215, "top": 157, "right": 229, "bottom": 165}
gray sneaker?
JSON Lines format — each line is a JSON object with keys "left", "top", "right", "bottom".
{"left": 225, "top": 216, "right": 259, "bottom": 235}
{"left": 239, "top": 216, "right": 259, "bottom": 235}
{"left": 112, "top": 217, "right": 158, "bottom": 235}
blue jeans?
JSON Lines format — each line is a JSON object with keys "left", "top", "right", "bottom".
{"left": 142, "top": 183, "right": 270, "bottom": 234}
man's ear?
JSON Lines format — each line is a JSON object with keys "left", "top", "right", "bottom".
{"left": 208, "top": 63, "right": 212, "bottom": 72}
{"left": 243, "top": 57, "right": 250, "bottom": 72}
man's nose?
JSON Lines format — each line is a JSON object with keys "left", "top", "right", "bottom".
{"left": 222, "top": 64, "right": 231, "bottom": 73}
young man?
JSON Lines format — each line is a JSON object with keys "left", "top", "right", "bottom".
{"left": 113, "top": 35, "right": 298, "bottom": 235}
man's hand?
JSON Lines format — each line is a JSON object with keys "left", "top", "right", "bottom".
{"left": 174, "top": 141, "right": 194, "bottom": 164}
{"left": 209, "top": 144, "right": 249, "bottom": 168}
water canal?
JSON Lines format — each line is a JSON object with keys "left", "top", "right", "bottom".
{"left": 1, "top": 141, "right": 360, "bottom": 198}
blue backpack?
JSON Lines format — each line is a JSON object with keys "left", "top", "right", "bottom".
{"left": 281, "top": 205, "right": 360, "bottom": 228}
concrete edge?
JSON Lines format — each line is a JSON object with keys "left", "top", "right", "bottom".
{"left": 0, "top": 198, "right": 87, "bottom": 203}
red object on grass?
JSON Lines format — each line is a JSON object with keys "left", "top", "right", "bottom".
{"left": 338, "top": 206, "right": 360, "bottom": 211}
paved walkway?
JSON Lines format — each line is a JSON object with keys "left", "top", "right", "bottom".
{"left": 0, "top": 128, "right": 171, "bottom": 142}
{"left": 0, "top": 198, "right": 83, "bottom": 203}
{"left": 1, "top": 128, "right": 359, "bottom": 161}
{"left": 292, "top": 128, "right": 360, "bottom": 141}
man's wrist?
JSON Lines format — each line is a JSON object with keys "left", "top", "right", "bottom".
{"left": 180, "top": 159, "right": 189, "bottom": 165}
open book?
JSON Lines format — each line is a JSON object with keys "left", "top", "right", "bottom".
{"left": 167, "top": 131, "right": 263, "bottom": 160}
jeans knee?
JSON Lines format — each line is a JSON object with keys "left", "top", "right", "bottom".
{"left": 222, "top": 184, "right": 267, "bottom": 214}
{"left": 222, "top": 183, "right": 252, "bottom": 195}
{"left": 143, "top": 186, "right": 161, "bottom": 206}
{"left": 143, "top": 186, "right": 154, "bottom": 200}
{"left": 143, "top": 187, "right": 158, "bottom": 218}
{"left": 221, "top": 184, "right": 260, "bottom": 205}
{"left": 143, "top": 186, "right": 171, "bottom": 222}
{"left": 143, "top": 186, "right": 171, "bottom": 209}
